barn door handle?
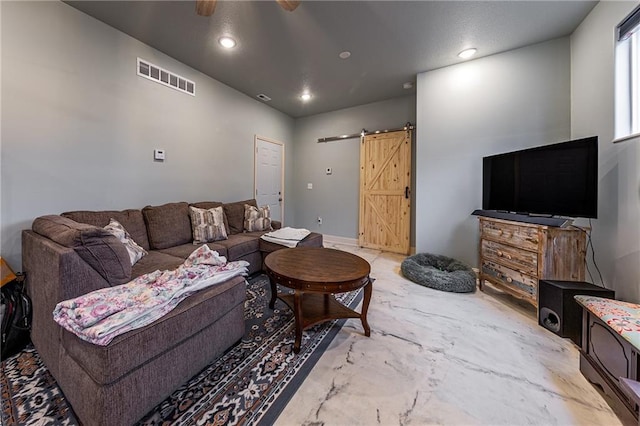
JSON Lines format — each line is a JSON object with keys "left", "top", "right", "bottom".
{"left": 405, "top": 186, "right": 410, "bottom": 199}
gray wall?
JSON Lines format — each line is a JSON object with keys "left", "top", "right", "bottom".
{"left": 292, "top": 95, "right": 416, "bottom": 243}
{"left": 415, "top": 38, "right": 572, "bottom": 266}
{"left": 1, "top": 1, "right": 295, "bottom": 269}
{"left": 6, "top": 1, "right": 635, "bottom": 305}
{"left": 571, "top": 1, "right": 640, "bottom": 302}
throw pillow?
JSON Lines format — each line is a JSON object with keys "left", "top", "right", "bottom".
{"left": 104, "top": 219, "right": 148, "bottom": 266}
{"left": 189, "top": 206, "right": 228, "bottom": 244}
{"left": 244, "top": 204, "right": 272, "bottom": 232}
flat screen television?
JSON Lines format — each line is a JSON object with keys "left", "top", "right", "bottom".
{"left": 482, "top": 136, "right": 598, "bottom": 218}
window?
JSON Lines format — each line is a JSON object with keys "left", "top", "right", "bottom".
{"left": 615, "top": 5, "right": 640, "bottom": 143}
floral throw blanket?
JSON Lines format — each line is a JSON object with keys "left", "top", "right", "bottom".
{"left": 53, "top": 245, "right": 249, "bottom": 346}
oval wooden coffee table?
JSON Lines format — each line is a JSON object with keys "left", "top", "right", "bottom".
{"left": 264, "top": 247, "right": 372, "bottom": 353}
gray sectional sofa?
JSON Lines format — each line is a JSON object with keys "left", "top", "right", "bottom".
{"left": 22, "top": 198, "right": 322, "bottom": 425}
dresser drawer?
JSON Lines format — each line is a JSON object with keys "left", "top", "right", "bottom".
{"left": 481, "top": 220, "right": 539, "bottom": 251}
{"left": 481, "top": 260, "right": 537, "bottom": 301}
{"left": 481, "top": 240, "right": 538, "bottom": 276}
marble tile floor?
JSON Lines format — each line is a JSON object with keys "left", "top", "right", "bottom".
{"left": 275, "top": 244, "right": 626, "bottom": 426}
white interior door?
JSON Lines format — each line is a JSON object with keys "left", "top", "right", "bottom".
{"left": 255, "top": 136, "right": 284, "bottom": 222}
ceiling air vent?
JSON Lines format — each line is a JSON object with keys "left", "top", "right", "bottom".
{"left": 256, "top": 94, "right": 271, "bottom": 102}
{"left": 137, "top": 58, "right": 195, "bottom": 96}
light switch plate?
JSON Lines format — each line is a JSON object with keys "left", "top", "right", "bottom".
{"left": 154, "top": 149, "right": 165, "bottom": 161}
{"left": 307, "top": 183, "right": 313, "bottom": 190}
{"left": 326, "top": 167, "right": 332, "bottom": 175}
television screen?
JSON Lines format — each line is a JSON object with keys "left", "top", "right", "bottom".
{"left": 482, "top": 137, "right": 598, "bottom": 218}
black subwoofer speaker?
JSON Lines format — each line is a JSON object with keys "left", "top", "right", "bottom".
{"left": 538, "top": 280, "right": 614, "bottom": 346}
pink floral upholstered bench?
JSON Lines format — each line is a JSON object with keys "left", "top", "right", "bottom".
{"left": 575, "top": 295, "right": 640, "bottom": 347}
{"left": 574, "top": 295, "right": 640, "bottom": 422}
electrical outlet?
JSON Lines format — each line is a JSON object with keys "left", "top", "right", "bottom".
{"left": 317, "top": 217, "right": 322, "bottom": 225}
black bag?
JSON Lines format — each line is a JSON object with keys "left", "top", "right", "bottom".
{"left": 1, "top": 273, "right": 32, "bottom": 360}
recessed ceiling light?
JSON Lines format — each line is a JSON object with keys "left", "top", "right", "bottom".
{"left": 219, "top": 36, "right": 236, "bottom": 49}
{"left": 458, "top": 48, "right": 477, "bottom": 59}
{"left": 300, "top": 93, "right": 312, "bottom": 101}
{"left": 403, "top": 82, "right": 413, "bottom": 89}
{"left": 339, "top": 51, "right": 351, "bottom": 59}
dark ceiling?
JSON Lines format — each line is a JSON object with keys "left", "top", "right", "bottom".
{"left": 65, "top": 1, "right": 597, "bottom": 118}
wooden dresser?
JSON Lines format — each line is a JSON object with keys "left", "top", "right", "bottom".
{"left": 478, "top": 216, "right": 587, "bottom": 307}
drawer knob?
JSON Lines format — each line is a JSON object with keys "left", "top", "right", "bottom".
{"left": 497, "top": 250, "right": 503, "bottom": 257}
{"left": 505, "top": 254, "right": 512, "bottom": 260}
{"left": 506, "top": 277, "right": 513, "bottom": 283}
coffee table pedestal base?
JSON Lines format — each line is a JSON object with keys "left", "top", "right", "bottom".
{"left": 274, "top": 284, "right": 371, "bottom": 353}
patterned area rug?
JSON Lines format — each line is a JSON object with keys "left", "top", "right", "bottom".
{"left": 1, "top": 274, "right": 362, "bottom": 425}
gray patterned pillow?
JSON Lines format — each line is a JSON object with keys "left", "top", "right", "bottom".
{"left": 104, "top": 219, "right": 148, "bottom": 265}
{"left": 189, "top": 206, "right": 228, "bottom": 244}
{"left": 244, "top": 204, "right": 272, "bottom": 232}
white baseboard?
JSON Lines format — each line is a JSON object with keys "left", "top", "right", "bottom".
{"left": 322, "top": 234, "right": 359, "bottom": 247}
{"left": 323, "top": 235, "right": 417, "bottom": 255}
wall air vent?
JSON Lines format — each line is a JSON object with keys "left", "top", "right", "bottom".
{"left": 256, "top": 94, "right": 271, "bottom": 102}
{"left": 137, "top": 58, "right": 195, "bottom": 96}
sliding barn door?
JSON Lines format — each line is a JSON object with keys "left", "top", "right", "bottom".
{"left": 359, "top": 129, "right": 412, "bottom": 254}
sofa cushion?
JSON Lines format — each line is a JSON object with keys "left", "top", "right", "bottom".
{"left": 130, "top": 251, "right": 184, "bottom": 278}
{"left": 104, "top": 219, "right": 147, "bottom": 265}
{"left": 244, "top": 204, "right": 272, "bottom": 232}
{"left": 62, "top": 209, "right": 150, "bottom": 251}
{"left": 60, "top": 275, "right": 246, "bottom": 385}
{"left": 189, "top": 206, "right": 228, "bottom": 244}
{"left": 158, "top": 243, "right": 228, "bottom": 260}
{"left": 32, "top": 215, "right": 131, "bottom": 286}
{"left": 223, "top": 199, "right": 257, "bottom": 235}
{"left": 142, "top": 202, "right": 192, "bottom": 250}
{"left": 214, "top": 234, "right": 260, "bottom": 260}
{"left": 190, "top": 201, "right": 223, "bottom": 209}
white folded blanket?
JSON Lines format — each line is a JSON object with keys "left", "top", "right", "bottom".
{"left": 261, "top": 227, "right": 311, "bottom": 248}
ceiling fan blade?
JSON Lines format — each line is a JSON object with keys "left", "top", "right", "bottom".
{"left": 196, "top": 0, "right": 217, "bottom": 16}
{"left": 276, "top": 0, "right": 301, "bottom": 12}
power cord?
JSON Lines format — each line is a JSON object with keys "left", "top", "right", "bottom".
{"left": 570, "top": 220, "right": 605, "bottom": 287}
{"left": 588, "top": 218, "right": 605, "bottom": 286}
{"left": 569, "top": 225, "right": 595, "bottom": 284}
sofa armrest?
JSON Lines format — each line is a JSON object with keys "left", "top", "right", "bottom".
{"left": 22, "top": 230, "right": 111, "bottom": 378}
{"left": 32, "top": 215, "right": 131, "bottom": 285}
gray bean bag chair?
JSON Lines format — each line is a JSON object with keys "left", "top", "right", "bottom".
{"left": 401, "top": 253, "right": 476, "bottom": 293}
